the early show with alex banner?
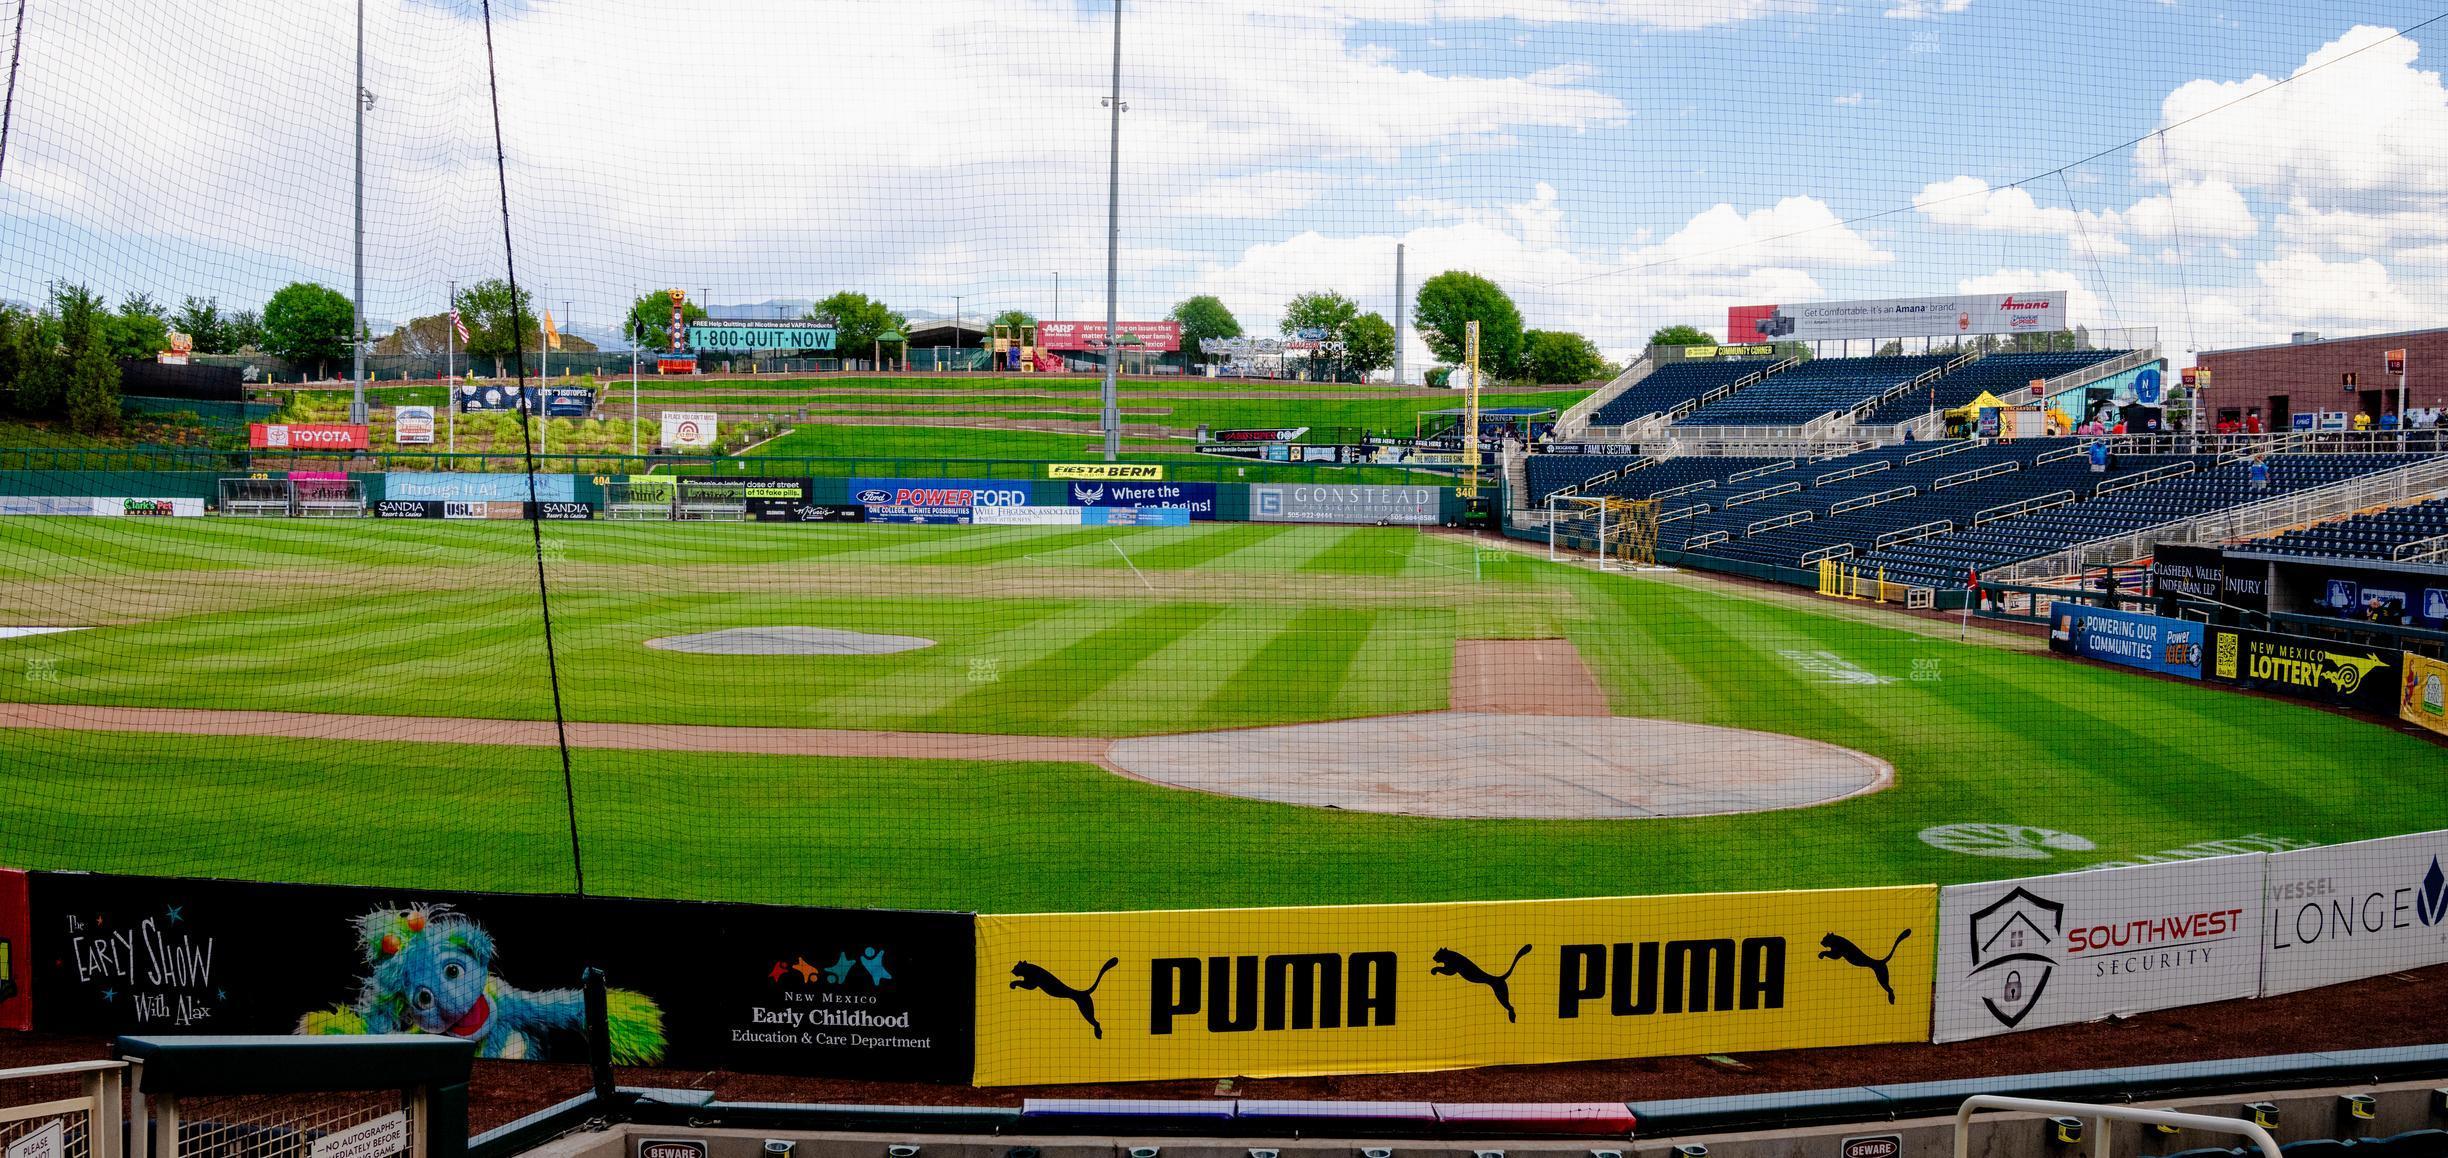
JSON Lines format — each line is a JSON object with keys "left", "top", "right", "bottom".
{"left": 972, "top": 886, "right": 1935, "bottom": 1085}
{"left": 18, "top": 873, "right": 973, "bottom": 1081}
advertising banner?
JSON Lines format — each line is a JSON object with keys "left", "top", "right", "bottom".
{"left": 1211, "top": 428, "right": 1309, "bottom": 444}
{"left": 0, "top": 497, "right": 99, "bottom": 516}
{"left": 767, "top": 504, "right": 866, "bottom": 523}
{"left": 0, "top": 869, "right": 26, "bottom": 1031}
{"left": 1083, "top": 506, "right": 1191, "bottom": 527}
{"left": 1048, "top": 464, "right": 1163, "bottom": 481}
{"left": 1063, "top": 481, "right": 1217, "bottom": 520}
{"left": 660, "top": 411, "right": 720, "bottom": 450}
{"left": 974, "top": 506, "right": 1084, "bottom": 526}
{"left": 2405, "top": 653, "right": 2448, "bottom": 739}
{"left": 973, "top": 886, "right": 1935, "bottom": 1085}
{"left": 445, "top": 501, "right": 528, "bottom": 520}
{"left": 95, "top": 498, "right": 205, "bottom": 517}
{"left": 249, "top": 424, "right": 369, "bottom": 451}
{"left": 1728, "top": 292, "right": 2066, "bottom": 342}
{"left": 1933, "top": 856, "right": 2264, "bottom": 1042}
{"left": 2046, "top": 603, "right": 2203, "bottom": 679}
{"left": 710, "top": 478, "right": 813, "bottom": 521}
{"left": 2261, "top": 831, "right": 2448, "bottom": 996}
{"left": 456, "top": 384, "right": 529, "bottom": 413}
{"left": 394, "top": 406, "right": 435, "bottom": 445}
{"left": 1252, "top": 484, "right": 1443, "bottom": 525}
{"left": 375, "top": 501, "right": 591, "bottom": 520}
{"left": 18, "top": 872, "right": 973, "bottom": 1082}
{"left": 2204, "top": 626, "right": 2403, "bottom": 715}
{"left": 686, "top": 321, "right": 838, "bottom": 353}
{"left": 2150, "top": 544, "right": 2227, "bottom": 602}
{"left": 848, "top": 478, "right": 1033, "bottom": 525}
{"left": 383, "top": 473, "right": 577, "bottom": 503}
{"left": 542, "top": 388, "right": 595, "bottom": 418}
{"left": 1037, "top": 320, "right": 1182, "bottom": 353}
{"left": 618, "top": 476, "right": 677, "bottom": 505}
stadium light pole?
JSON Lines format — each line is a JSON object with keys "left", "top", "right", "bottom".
{"left": 349, "top": 0, "right": 369, "bottom": 425}
{"left": 1100, "top": 0, "right": 1125, "bottom": 460}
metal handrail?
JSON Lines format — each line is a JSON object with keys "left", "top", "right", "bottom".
{"left": 1904, "top": 440, "right": 1976, "bottom": 465}
{"left": 2033, "top": 442, "right": 2089, "bottom": 465}
{"left": 1724, "top": 480, "right": 1802, "bottom": 507}
{"left": 1933, "top": 459, "right": 2018, "bottom": 490}
{"left": 2397, "top": 530, "right": 2448, "bottom": 561}
{"left": 1955, "top": 1096, "right": 2279, "bottom": 1158}
{"left": 1800, "top": 543, "right": 1856, "bottom": 565}
{"left": 1651, "top": 477, "right": 1721, "bottom": 500}
{"left": 1974, "top": 489, "right": 2075, "bottom": 525}
{"left": 1829, "top": 485, "right": 1917, "bottom": 515}
{"left": 1726, "top": 459, "right": 1798, "bottom": 483}
{"left": 1816, "top": 460, "right": 1893, "bottom": 485}
{"left": 1555, "top": 350, "right": 1656, "bottom": 435}
{"left": 1875, "top": 518, "right": 1955, "bottom": 548}
{"left": 1684, "top": 529, "right": 1731, "bottom": 549}
{"left": 1747, "top": 509, "right": 1814, "bottom": 534}
{"left": 2094, "top": 459, "right": 2197, "bottom": 495}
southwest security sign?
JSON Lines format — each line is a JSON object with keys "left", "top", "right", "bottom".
{"left": 687, "top": 321, "right": 838, "bottom": 352}
{"left": 1729, "top": 292, "right": 2067, "bottom": 342}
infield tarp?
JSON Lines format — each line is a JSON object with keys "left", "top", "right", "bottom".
{"left": 2260, "top": 830, "right": 2448, "bottom": 996}
{"left": 17, "top": 872, "right": 973, "bottom": 1081}
{"left": 973, "top": 886, "right": 1935, "bottom": 1085}
{"left": 1933, "top": 856, "right": 2264, "bottom": 1042}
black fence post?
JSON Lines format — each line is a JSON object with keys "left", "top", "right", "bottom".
{"left": 582, "top": 967, "right": 615, "bottom": 1098}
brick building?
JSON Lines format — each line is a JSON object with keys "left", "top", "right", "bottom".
{"left": 2196, "top": 327, "right": 2446, "bottom": 427}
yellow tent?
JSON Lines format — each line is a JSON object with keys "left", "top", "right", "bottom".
{"left": 1945, "top": 390, "right": 2013, "bottom": 417}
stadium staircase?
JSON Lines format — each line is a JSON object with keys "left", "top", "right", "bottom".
{"left": 1553, "top": 350, "right": 1656, "bottom": 438}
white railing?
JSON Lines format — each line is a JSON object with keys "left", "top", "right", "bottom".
{"left": 1726, "top": 459, "right": 1798, "bottom": 483}
{"left": 2094, "top": 459, "right": 2197, "bottom": 495}
{"left": 1875, "top": 519, "right": 1956, "bottom": 549}
{"left": 1555, "top": 350, "right": 1656, "bottom": 437}
{"left": 1807, "top": 442, "right": 1875, "bottom": 462}
{"left": 1829, "top": 485, "right": 1917, "bottom": 515}
{"left": 2397, "top": 530, "right": 2448, "bottom": 561}
{"left": 1659, "top": 502, "right": 1709, "bottom": 523}
{"left": 2033, "top": 442, "right": 2089, "bottom": 465}
{"left": 1747, "top": 509, "right": 1814, "bottom": 534}
{"left": 1816, "top": 459, "right": 1893, "bottom": 485}
{"left": 1995, "top": 452, "right": 2448, "bottom": 580}
{"left": 1800, "top": 542, "right": 1856, "bottom": 565}
{"left": 1933, "top": 459, "right": 2018, "bottom": 490}
{"left": 0, "top": 1061, "right": 127, "bottom": 1158}
{"left": 1904, "top": 440, "right": 1976, "bottom": 465}
{"left": 1974, "top": 489, "right": 2075, "bottom": 525}
{"left": 1650, "top": 477, "right": 1720, "bottom": 501}
{"left": 1684, "top": 529, "right": 1731, "bottom": 549}
{"left": 1955, "top": 1097, "right": 2278, "bottom": 1158}
{"left": 1723, "top": 480, "right": 1802, "bottom": 508}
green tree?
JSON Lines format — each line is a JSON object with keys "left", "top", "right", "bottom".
{"left": 810, "top": 291, "right": 905, "bottom": 360}
{"left": 14, "top": 348, "right": 65, "bottom": 416}
{"left": 624, "top": 289, "right": 706, "bottom": 352}
{"left": 225, "top": 308, "right": 265, "bottom": 353}
{"left": 1413, "top": 271, "right": 1524, "bottom": 378}
{"left": 109, "top": 292, "right": 171, "bottom": 361}
{"left": 1340, "top": 311, "right": 1396, "bottom": 378}
{"left": 455, "top": 278, "right": 538, "bottom": 360}
{"left": 51, "top": 283, "right": 109, "bottom": 358}
{"left": 261, "top": 282, "right": 356, "bottom": 372}
{"left": 173, "top": 296, "right": 227, "bottom": 354}
{"left": 65, "top": 342, "right": 121, "bottom": 432}
{"left": 1169, "top": 294, "right": 1241, "bottom": 363}
{"left": 989, "top": 308, "right": 1036, "bottom": 334}
{"left": 1280, "top": 290, "right": 1360, "bottom": 337}
{"left": 1521, "top": 329, "right": 1608, "bottom": 384}
{"left": 1648, "top": 324, "right": 1715, "bottom": 348}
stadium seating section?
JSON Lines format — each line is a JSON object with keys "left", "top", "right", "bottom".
{"left": 1853, "top": 349, "right": 2128, "bottom": 426}
{"left": 1525, "top": 454, "right": 1644, "bottom": 505}
{"left": 2245, "top": 496, "right": 2448, "bottom": 561}
{"left": 1587, "top": 358, "right": 1777, "bottom": 426}
{"left": 1676, "top": 354, "right": 1950, "bottom": 427}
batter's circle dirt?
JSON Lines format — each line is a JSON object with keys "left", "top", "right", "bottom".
{"left": 1107, "top": 710, "right": 1892, "bottom": 819}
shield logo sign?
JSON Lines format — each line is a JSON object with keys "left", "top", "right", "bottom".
{"left": 1968, "top": 886, "right": 2063, "bottom": 1028}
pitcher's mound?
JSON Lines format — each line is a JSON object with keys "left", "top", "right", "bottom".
{"left": 645, "top": 627, "right": 935, "bottom": 655}
{"left": 1107, "top": 711, "right": 1891, "bottom": 819}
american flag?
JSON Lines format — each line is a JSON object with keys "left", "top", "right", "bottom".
{"left": 449, "top": 307, "right": 470, "bottom": 344}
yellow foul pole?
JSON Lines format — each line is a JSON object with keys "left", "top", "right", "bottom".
{"left": 1462, "top": 320, "right": 1482, "bottom": 499}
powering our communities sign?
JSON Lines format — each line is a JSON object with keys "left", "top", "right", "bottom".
{"left": 972, "top": 887, "right": 1935, "bottom": 1085}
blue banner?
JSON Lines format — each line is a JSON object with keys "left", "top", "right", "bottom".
{"left": 847, "top": 477, "right": 1034, "bottom": 525}
{"left": 383, "top": 473, "right": 575, "bottom": 502}
{"left": 2047, "top": 602, "right": 2203, "bottom": 679}
{"left": 1063, "top": 480, "right": 1217, "bottom": 520}
{"left": 1083, "top": 506, "right": 1191, "bottom": 526}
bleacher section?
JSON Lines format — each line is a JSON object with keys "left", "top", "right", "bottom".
{"left": 1587, "top": 358, "right": 1776, "bottom": 427}
{"left": 2246, "top": 496, "right": 2448, "bottom": 561}
{"left": 1854, "top": 349, "right": 2128, "bottom": 427}
{"left": 1566, "top": 455, "right": 1796, "bottom": 502}
{"left": 1676, "top": 354, "right": 1949, "bottom": 427}
{"left": 1525, "top": 454, "right": 1643, "bottom": 504}
{"left": 1858, "top": 454, "right": 2416, "bottom": 588}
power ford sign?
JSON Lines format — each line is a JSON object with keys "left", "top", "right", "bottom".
{"left": 850, "top": 478, "right": 1032, "bottom": 524}
{"left": 1252, "top": 484, "right": 1442, "bottom": 525}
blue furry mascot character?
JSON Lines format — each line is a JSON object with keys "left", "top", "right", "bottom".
{"left": 297, "top": 906, "right": 666, "bottom": 1065}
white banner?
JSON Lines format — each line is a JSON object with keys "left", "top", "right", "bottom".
{"left": 659, "top": 410, "right": 719, "bottom": 449}
{"left": 94, "top": 497, "right": 205, "bottom": 517}
{"left": 2261, "top": 830, "right": 2448, "bottom": 996}
{"left": 394, "top": 405, "right": 435, "bottom": 445}
{"left": 1934, "top": 855, "right": 2264, "bottom": 1042}
{"left": 972, "top": 505, "right": 1083, "bottom": 526}
{"left": 1735, "top": 291, "right": 2067, "bottom": 341}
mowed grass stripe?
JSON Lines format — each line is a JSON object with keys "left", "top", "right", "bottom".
{"left": 1047, "top": 604, "right": 1275, "bottom": 733}
{"left": 1192, "top": 606, "right": 1381, "bottom": 728}
{"left": 908, "top": 602, "right": 1224, "bottom": 734}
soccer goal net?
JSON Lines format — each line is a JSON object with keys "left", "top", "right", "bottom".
{"left": 1545, "top": 495, "right": 1660, "bottom": 570}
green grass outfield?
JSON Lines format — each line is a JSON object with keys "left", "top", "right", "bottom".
{"left": 0, "top": 517, "right": 2436, "bottom": 913}
{"left": 739, "top": 425, "right": 1441, "bottom": 484}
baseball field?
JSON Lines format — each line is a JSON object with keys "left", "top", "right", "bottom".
{"left": 0, "top": 515, "right": 2437, "bottom": 914}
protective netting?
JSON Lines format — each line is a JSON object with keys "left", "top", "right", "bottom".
{"left": 3, "top": 0, "right": 2448, "bottom": 1086}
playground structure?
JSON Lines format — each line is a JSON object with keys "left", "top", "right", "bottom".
{"left": 992, "top": 323, "right": 1063, "bottom": 372}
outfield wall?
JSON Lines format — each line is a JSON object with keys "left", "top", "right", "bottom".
{"left": 5, "top": 835, "right": 2447, "bottom": 1084}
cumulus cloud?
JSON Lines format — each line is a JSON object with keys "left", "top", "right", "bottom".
{"left": 1886, "top": 0, "right": 1970, "bottom": 19}
{"left": 1913, "top": 176, "right": 2127, "bottom": 255}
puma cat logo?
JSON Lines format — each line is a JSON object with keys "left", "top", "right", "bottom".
{"left": 1820, "top": 929, "right": 1911, "bottom": 1004}
{"left": 1430, "top": 945, "right": 1532, "bottom": 1022}
{"left": 1010, "top": 958, "right": 1120, "bottom": 1038}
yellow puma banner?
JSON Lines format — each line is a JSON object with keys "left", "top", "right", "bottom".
{"left": 974, "top": 886, "right": 1935, "bottom": 1085}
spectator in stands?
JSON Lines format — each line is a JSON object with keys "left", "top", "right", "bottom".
{"left": 2353, "top": 410, "right": 2373, "bottom": 431}
{"left": 2381, "top": 410, "right": 2401, "bottom": 431}
{"left": 2112, "top": 420, "right": 2127, "bottom": 435}
{"left": 2249, "top": 454, "right": 2270, "bottom": 494}
{"left": 2245, "top": 411, "right": 2264, "bottom": 434}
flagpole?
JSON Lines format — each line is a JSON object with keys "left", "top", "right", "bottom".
{"left": 446, "top": 278, "right": 456, "bottom": 456}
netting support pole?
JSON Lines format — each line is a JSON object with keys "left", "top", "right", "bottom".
{"left": 0, "top": 0, "right": 26, "bottom": 183}
{"left": 1099, "top": 0, "right": 1123, "bottom": 460}
{"left": 349, "top": 0, "right": 367, "bottom": 426}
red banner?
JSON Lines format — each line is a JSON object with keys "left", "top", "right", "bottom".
{"left": 249, "top": 424, "right": 369, "bottom": 450}
{"left": 1037, "top": 320, "right": 1182, "bottom": 353}
{"left": 0, "top": 868, "right": 26, "bottom": 1031}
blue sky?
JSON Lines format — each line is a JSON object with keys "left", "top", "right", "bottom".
{"left": 3, "top": 0, "right": 2445, "bottom": 372}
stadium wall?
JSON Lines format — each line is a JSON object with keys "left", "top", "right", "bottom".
{"left": 6, "top": 836, "right": 2448, "bottom": 1084}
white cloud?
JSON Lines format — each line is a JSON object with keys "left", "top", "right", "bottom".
{"left": 1912, "top": 177, "right": 2128, "bottom": 255}
{"left": 2123, "top": 178, "right": 2258, "bottom": 241}
{"left": 1834, "top": 92, "right": 1866, "bottom": 106}
{"left": 1886, "top": 0, "right": 1971, "bottom": 19}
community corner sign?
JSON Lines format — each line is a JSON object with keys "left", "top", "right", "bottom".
{"left": 687, "top": 321, "right": 837, "bottom": 352}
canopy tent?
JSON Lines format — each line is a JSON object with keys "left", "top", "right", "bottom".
{"left": 1944, "top": 391, "right": 2014, "bottom": 417}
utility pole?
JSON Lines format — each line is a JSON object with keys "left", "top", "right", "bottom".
{"left": 350, "top": 0, "right": 369, "bottom": 425}
{"left": 1393, "top": 243, "right": 1405, "bottom": 387}
{"left": 1053, "top": 272, "right": 1060, "bottom": 322}
{"left": 1100, "top": 0, "right": 1125, "bottom": 460}
{"left": 954, "top": 294, "right": 964, "bottom": 373}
